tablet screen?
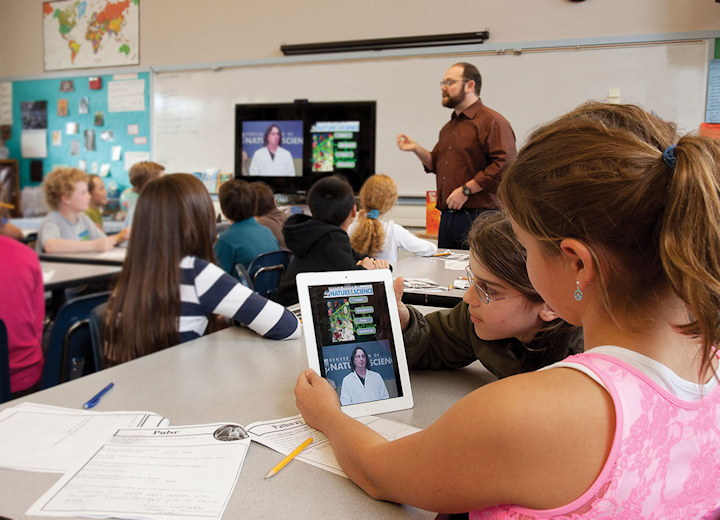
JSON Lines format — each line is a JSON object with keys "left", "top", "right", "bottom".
{"left": 306, "top": 280, "right": 406, "bottom": 406}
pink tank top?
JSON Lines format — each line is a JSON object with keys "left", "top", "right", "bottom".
{"left": 471, "top": 352, "right": 720, "bottom": 519}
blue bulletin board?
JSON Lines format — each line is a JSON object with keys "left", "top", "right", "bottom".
{"left": 7, "top": 71, "right": 150, "bottom": 196}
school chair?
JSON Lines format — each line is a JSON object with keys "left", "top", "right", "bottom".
{"left": 234, "top": 262, "right": 253, "bottom": 290}
{"left": 89, "top": 303, "right": 107, "bottom": 372}
{"left": 0, "top": 319, "right": 11, "bottom": 403}
{"left": 246, "top": 250, "right": 291, "bottom": 299}
{"left": 40, "top": 292, "right": 109, "bottom": 390}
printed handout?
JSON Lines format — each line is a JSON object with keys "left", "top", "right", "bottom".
{"left": 0, "top": 402, "right": 167, "bottom": 473}
{"left": 247, "top": 414, "right": 420, "bottom": 478}
{"left": 27, "top": 423, "right": 250, "bottom": 520}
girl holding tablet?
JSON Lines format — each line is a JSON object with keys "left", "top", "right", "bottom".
{"left": 103, "top": 174, "right": 300, "bottom": 365}
{"left": 295, "top": 102, "right": 720, "bottom": 517}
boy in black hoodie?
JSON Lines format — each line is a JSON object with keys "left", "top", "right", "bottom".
{"left": 275, "top": 176, "right": 387, "bottom": 306}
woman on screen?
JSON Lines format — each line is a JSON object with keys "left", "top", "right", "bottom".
{"left": 340, "top": 347, "right": 389, "bottom": 405}
{"left": 248, "top": 124, "right": 296, "bottom": 177}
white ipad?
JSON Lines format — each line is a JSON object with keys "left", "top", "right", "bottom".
{"left": 297, "top": 269, "right": 414, "bottom": 418}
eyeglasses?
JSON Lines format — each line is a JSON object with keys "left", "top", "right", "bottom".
{"left": 440, "top": 79, "right": 464, "bottom": 88}
{"left": 465, "top": 266, "right": 524, "bottom": 305}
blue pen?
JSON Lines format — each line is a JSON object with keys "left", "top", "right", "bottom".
{"left": 83, "top": 382, "right": 115, "bottom": 409}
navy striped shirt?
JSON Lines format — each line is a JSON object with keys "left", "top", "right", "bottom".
{"left": 179, "top": 256, "right": 300, "bottom": 343}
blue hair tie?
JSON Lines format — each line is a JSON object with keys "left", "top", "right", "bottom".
{"left": 367, "top": 209, "right": 380, "bottom": 219}
{"left": 662, "top": 145, "right": 677, "bottom": 170}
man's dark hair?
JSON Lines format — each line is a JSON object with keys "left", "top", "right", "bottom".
{"left": 307, "top": 176, "right": 355, "bottom": 226}
{"left": 455, "top": 62, "right": 482, "bottom": 96}
{"left": 219, "top": 179, "right": 257, "bottom": 222}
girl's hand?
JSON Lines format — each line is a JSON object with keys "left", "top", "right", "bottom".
{"left": 294, "top": 369, "right": 341, "bottom": 430}
{"left": 393, "top": 277, "right": 411, "bottom": 330}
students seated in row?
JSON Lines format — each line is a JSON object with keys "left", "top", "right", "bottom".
{"left": 36, "top": 168, "right": 126, "bottom": 253}
{"left": 349, "top": 174, "right": 436, "bottom": 262}
{"left": 252, "top": 181, "right": 288, "bottom": 249}
{"left": 275, "top": 176, "right": 389, "bottom": 307}
{"left": 295, "top": 102, "right": 720, "bottom": 517}
{"left": 103, "top": 174, "right": 300, "bottom": 365}
{"left": 215, "top": 179, "right": 279, "bottom": 274}
{"left": 0, "top": 235, "right": 44, "bottom": 398}
{"left": 396, "top": 211, "right": 581, "bottom": 379}
{"left": 85, "top": 174, "right": 107, "bottom": 231}
{"left": 122, "top": 160, "right": 165, "bottom": 230}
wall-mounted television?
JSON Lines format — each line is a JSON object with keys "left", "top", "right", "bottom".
{"left": 235, "top": 100, "right": 376, "bottom": 195}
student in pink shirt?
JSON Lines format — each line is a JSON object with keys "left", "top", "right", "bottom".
{"left": 294, "top": 102, "right": 720, "bottom": 518}
{"left": 0, "top": 235, "right": 44, "bottom": 397}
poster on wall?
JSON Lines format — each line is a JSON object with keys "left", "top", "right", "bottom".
{"left": 42, "top": 0, "right": 140, "bottom": 71}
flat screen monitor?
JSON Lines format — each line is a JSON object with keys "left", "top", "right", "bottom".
{"left": 235, "top": 101, "right": 376, "bottom": 194}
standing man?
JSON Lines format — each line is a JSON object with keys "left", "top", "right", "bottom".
{"left": 397, "top": 62, "right": 516, "bottom": 249}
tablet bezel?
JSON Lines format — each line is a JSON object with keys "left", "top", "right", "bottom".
{"left": 297, "top": 269, "right": 414, "bottom": 418}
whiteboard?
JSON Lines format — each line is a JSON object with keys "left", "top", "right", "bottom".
{"left": 152, "top": 41, "right": 709, "bottom": 197}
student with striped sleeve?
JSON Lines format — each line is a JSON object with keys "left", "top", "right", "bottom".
{"left": 103, "top": 173, "right": 300, "bottom": 365}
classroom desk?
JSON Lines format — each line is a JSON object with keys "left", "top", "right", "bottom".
{"left": 394, "top": 250, "right": 469, "bottom": 308}
{"left": 41, "top": 260, "right": 121, "bottom": 313}
{"left": 39, "top": 246, "right": 127, "bottom": 265}
{"left": 42, "top": 261, "right": 121, "bottom": 292}
{"left": 0, "top": 325, "right": 494, "bottom": 520}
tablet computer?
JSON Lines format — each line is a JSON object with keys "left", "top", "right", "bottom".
{"left": 297, "top": 269, "right": 414, "bottom": 418}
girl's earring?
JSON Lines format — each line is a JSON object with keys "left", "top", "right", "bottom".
{"left": 573, "top": 281, "right": 583, "bottom": 302}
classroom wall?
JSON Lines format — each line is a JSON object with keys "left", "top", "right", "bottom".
{"left": 1, "top": 0, "right": 719, "bottom": 77}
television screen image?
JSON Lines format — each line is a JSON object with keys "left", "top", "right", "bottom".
{"left": 311, "top": 121, "right": 360, "bottom": 172}
{"left": 235, "top": 101, "right": 376, "bottom": 195}
{"left": 307, "top": 281, "right": 404, "bottom": 405}
{"left": 242, "top": 120, "right": 303, "bottom": 177}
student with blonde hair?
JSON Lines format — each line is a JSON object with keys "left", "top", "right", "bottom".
{"left": 349, "top": 174, "right": 436, "bottom": 262}
{"left": 295, "top": 102, "right": 720, "bottom": 517}
{"left": 37, "top": 167, "right": 125, "bottom": 253}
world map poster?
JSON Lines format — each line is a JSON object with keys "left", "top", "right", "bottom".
{"left": 43, "top": 0, "right": 139, "bottom": 71}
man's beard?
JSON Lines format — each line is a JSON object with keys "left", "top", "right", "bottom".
{"left": 442, "top": 90, "right": 466, "bottom": 108}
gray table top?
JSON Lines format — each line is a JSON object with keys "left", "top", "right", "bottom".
{"left": 41, "top": 261, "right": 121, "bottom": 291}
{"left": 39, "top": 246, "right": 127, "bottom": 266}
{"left": 0, "top": 325, "right": 494, "bottom": 519}
{"left": 393, "top": 251, "right": 469, "bottom": 306}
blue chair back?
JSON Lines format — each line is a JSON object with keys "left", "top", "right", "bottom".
{"left": 0, "top": 319, "right": 11, "bottom": 403}
{"left": 40, "top": 292, "right": 110, "bottom": 390}
{"left": 247, "top": 250, "right": 291, "bottom": 299}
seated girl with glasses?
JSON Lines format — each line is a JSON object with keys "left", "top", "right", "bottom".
{"left": 394, "top": 211, "right": 582, "bottom": 379}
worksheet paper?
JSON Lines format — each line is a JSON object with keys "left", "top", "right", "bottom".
{"left": 97, "top": 248, "right": 127, "bottom": 261}
{"left": 27, "top": 423, "right": 249, "bottom": 520}
{"left": 246, "top": 414, "right": 420, "bottom": 477}
{"left": 0, "top": 402, "right": 167, "bottom": 473}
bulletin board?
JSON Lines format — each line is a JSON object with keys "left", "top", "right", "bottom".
{"left": 6, "top": 71, "right": 150, "bottom": 194}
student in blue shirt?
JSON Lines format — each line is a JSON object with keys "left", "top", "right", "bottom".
{"left": 214, "top": 179, "right": 279, "bottom": 275}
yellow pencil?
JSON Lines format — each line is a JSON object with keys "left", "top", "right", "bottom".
{"left": 264, "top": 437, "right": 313, "bottom": 479}
{"left": 0, "top": 202, "right": 14, "bottom": 209}
{"left": 432, "top": 252, "right": 451, "bottom": 257}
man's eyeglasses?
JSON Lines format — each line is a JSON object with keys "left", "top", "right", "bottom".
{"left": 440, "top": 79, "right": 464, "bottom": 88}
{"left": 465, "top": 266, "right": 524, "bottom": 305}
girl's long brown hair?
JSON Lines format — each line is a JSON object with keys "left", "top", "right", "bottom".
{"left": 104, "top": 174, "right": 217, "bottom": 363}
{"left": 499, "top": 101, "right": 720, "bottom": 377}
{"left": 350, "top": 174, "right": 398, "bottom": 256}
